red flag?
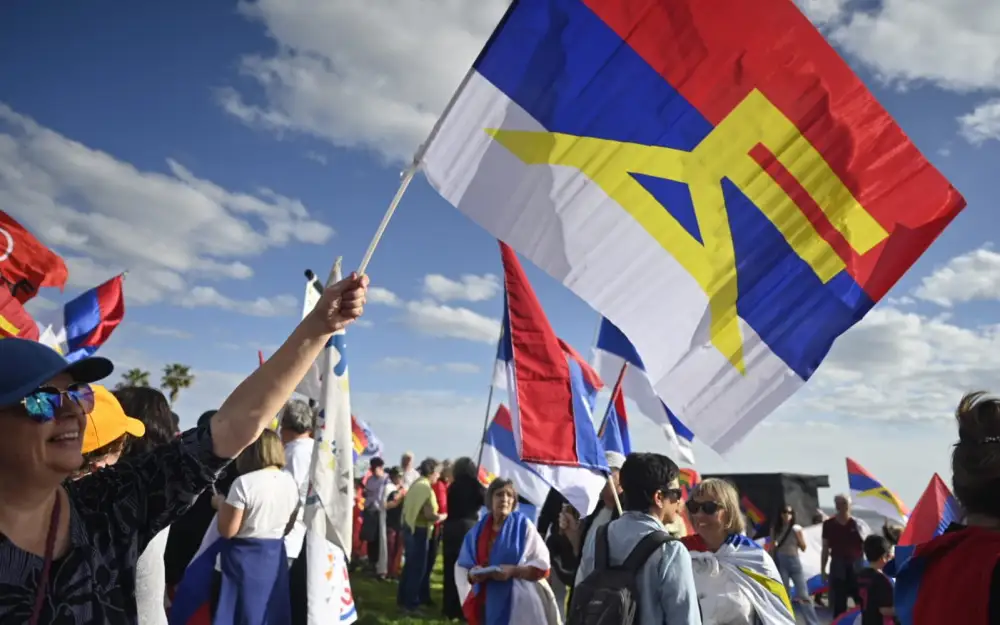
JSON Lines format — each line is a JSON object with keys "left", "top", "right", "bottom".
{"left": 0, "top": 289, "right": 39, "bottom": 340}
{"left": 0, "top": 211, "right": 68, "bottom": 303}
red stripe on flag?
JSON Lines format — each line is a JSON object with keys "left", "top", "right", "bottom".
{"left": 500, "top": 242, "right": 578, "bottom": 465}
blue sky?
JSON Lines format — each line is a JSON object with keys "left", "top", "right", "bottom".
{"left": 3, "top": 0, "right": 1000, "bottom": 506}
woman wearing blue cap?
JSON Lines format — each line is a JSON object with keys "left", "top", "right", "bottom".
{"left": 0, "top": 273, "right": 368, "bottom": 625}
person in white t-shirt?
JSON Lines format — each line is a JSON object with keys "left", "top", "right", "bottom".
{"left": 215, "top": 429, "right": 300, "bottom": 545}
{"left": 279, "top": 400, "right": 316, "bottom": 561}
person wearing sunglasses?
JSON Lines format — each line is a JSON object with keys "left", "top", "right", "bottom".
{"left": 681, "top": 479, "right": 795, "bottom": 625}
{"left": 571, "top": 452, "right": 701, "bottom": 625}
{"left": 0, "top": 273, "right": 368, "bottom": 625}
{"left": 770, "top": 506, "right": 820, "bottom": 625}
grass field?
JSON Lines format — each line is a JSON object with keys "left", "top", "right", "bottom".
{"left": 351, "top": 557, "right": 455, "bottom": 625}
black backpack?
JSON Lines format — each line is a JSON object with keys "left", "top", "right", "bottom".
{"left": 566, "top": 524, "right": 674, "bottom": 625}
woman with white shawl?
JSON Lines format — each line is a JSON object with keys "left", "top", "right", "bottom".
{"left": 455, "top": 478, "right": 561, "bottom": 625}
{"left": 681, "top": 478, "right": 795, "bottom": 625}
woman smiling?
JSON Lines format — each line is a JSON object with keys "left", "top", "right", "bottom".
{"left": 681, "top": 478, "right": 794, "bottom": 625}
{"left": 0, "top": 274, "right": 367, "bottom": 625}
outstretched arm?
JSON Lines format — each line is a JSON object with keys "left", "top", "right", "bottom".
{"left": 210, "top": 274, "right": 368, "bottom": 459}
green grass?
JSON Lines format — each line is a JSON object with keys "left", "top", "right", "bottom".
{"left": 351, "top": 557, "right": 455, "bottom": 625}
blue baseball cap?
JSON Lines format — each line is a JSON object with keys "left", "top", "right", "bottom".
{"left": 0, "top": 338, "right": 114, "bottom": 408}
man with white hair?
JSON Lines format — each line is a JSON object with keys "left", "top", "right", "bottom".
{"left": 821, "top": 493, "right": 865, "bottom": 617}
{"left": 400, "top": 451, "right": 419, "bottom": 489}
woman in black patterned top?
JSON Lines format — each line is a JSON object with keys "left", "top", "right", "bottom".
{"left": 0, "top": 274, "right": 368, "bottom": 625}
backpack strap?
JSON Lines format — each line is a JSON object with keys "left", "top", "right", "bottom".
{"left": 595, "top": 523, "right": 611, "bottom": 571}
{"left": 621, "top": 530, "right": 673, "bottom": 573}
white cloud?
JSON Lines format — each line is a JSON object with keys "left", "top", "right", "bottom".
{"left": 794, "top": 305, "right": 1000, "bottom": 424}
{"left": 825, "top": 0, "right": 1000, "bottom": 93}
{"left": 794, "top": 0, "right": 848, "bottom": 25}
{"left": 304, "top": 151, "right": 327, "bottom": 165}
{"left": 403, "top": 299, "right": 499, "bottom": 344}
{"left": 221, "top": 0, "right": 508, "bottom": 162}
{"left": 132, "top": 323, "right": 194, "bottom": 340}
{"left": 912, "top": 246, "right": 1000, "bottom": 307}
{"left": 367, "top": 286, "right": 401, "bottom": 307}
{"left": 367, "top": 283, "right": 500, "bottom": 344}
{"left": 0, "top": 103, "right": 334, "bottom": 308}
{"left": 374, "top": 356, "right": 480, "bottom": 374}
{"left": 178, "top": 287, "right": 298, "bottom": 317}
{"left": 959, "top": 99, "right": 1000, "bottom": 144}
{"left": 423, "top": 273, "right": 499, "bottom": 302}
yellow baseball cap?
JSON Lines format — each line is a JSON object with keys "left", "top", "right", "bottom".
{"left": 82, "top": 385, "right": 146, "bottom": 453}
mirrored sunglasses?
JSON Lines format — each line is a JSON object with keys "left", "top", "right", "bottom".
{"left": 21, "top": 384, "right": 95, "bottom": 422}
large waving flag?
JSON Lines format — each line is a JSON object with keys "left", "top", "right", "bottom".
{"left": 421, "top": 0, "right": 965, "bottom": 452}
{"left": 36, "top": 275, "right": 125, "bottom": 362}
{"left": 497, "top": 241, "right": 607, "bottom": 515}
{"left": 0, "top": 210, "right": 68, "bottom": 303}
{"left": 480, "top": 404, "right": 553, "bottom": 507}
{"left": 304, "top": 258, "right": 358, "bottom": 625}
{"left": 847, "top": 458, "right": 909, "bottom": 525}
{"left": 593, "top": 318, "right": 695, "bottom": 463}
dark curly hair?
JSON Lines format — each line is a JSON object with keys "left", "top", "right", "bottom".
{"left": 114, "top": 387, "right": 176, "bottom": 457}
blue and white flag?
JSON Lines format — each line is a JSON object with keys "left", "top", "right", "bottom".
{"left": 592, "top": 318, "right": 696, "bottom": 464}
{"left": 304, "top": 258, "right": 358, "bottom": 625}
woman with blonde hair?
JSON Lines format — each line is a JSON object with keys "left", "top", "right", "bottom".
{"left": 681, "top": 478, "right": 794, "bottom": 625}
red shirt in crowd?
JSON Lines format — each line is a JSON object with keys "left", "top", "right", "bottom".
{"left": 433, "top": 479, "right": 449, "bottom": 520}
{"left": 823, "top": 516, "right": 864, "bottom": 561}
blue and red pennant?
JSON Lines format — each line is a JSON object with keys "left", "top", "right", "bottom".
{"left": 64, "top": 274, "right": 124, "bottom": 362}
{"left": 597, "top": 367, "right": 631, "bottom": 456}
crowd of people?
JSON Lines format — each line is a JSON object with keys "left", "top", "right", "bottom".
{"left": 2, "top": 270, "right": 1000, "bottom": 625}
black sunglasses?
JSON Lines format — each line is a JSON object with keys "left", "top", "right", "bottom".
{"left": 661, "top": 488, "right": 683, "bottom": 502}
{"left": 686, "top": 500, "right": 721, "bottom": 515}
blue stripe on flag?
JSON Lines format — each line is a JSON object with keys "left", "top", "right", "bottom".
{"left": 474, "top": 0, "right": 874, "bottom": 381}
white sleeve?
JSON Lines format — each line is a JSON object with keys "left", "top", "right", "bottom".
{"left": 226, "top": 475, "right": 249, "bottom": 509}
{"left": 284, "top": 447, "right": 311, "bottom": 499}
{"left": 793, "top": 524, "right": 803, "bottom": 531}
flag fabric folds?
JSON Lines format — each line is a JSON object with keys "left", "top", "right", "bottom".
{"left": 496, "top": 241, "right": 607, "bottom": 515}
{"left": 169, "top": 523, "right": 291, "bottom": 625}
{"left": 846, "top": 458, "right": 909, "bottom": 525}
{"left": 38, "top": 275, "right": 125, "bottom": 362}
{"left": 304, "top": 260, "right": 357, "bottom": 624}
{"left": 296, "top": 278, "right": 324, "bottom": 401}
{"left": 0, "top": 289, "right": 39, "bottom": 340}
{"left": 597, "top": 370, "right": 631, "bottom": 456}
{"left": 685, "top": 533, "right": 794, "bottom": 624}
{"left": 893, "top": 473, "right": 960, "bottom": 569}
{"left": 592, "top": 318, "right": 695, "bottom": 463}
{"left": 479, "top": 404, "right": 554, "bottom": 507}
{"left": 421, "top": 0, "right": 965, "bottom": 452}
{"left": 0, "top": 210, "right": 68, "bottom": 303}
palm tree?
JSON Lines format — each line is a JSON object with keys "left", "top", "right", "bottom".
{"left": 161, "top": 364, "right": 194, "bottom": 405}
{"left": 116, "top": 368, "right": 151, "bottom": 390}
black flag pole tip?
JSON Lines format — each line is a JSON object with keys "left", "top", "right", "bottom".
{"left": 304, "top": 269, "right": 316, "bottom": 281}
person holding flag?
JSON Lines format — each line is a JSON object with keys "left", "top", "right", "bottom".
{"left": 0, "top": 269, "right": 367, "bottom": 624}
